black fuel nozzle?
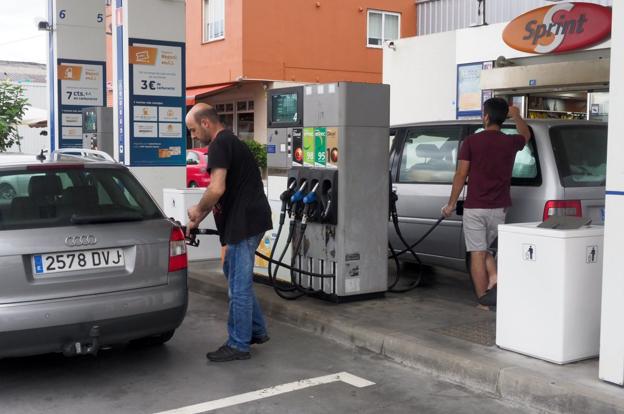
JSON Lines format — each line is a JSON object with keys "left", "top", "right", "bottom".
{"left": 180, "top": 226, "right": 220, "bottom": 247}
{"left": 279, "top": 180, "right": 298, "bottom": 224}
{"left": 180, "top": 226, "right": 201, "bottom": 247}
{"left": 321, "top": 196, "right": 332, "bottom": 222}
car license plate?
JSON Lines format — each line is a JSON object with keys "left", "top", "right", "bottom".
{"left": 32, "top": 248, "right": 125, "bottom": 276}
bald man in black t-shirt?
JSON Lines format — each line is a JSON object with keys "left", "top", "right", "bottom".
{"left": 186, "top": 103, "right": 272, "bottom": 362}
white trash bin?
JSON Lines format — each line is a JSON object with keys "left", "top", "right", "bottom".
{"left": 496, "top": 222, "right": 604, "bottom": 364}
{"left": 163, "top": 188, "right": 222, "bottom": 262}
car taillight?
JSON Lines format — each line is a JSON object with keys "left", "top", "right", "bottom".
{"left": 169, "top": 227, "right": 188, "bottom": 272}
{"left": 543, "top": 200, "right": 583, "bottom": 221}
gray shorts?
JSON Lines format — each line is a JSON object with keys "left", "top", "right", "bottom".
{"left": 463, "top": 208, "right": 507, "bottom": 252}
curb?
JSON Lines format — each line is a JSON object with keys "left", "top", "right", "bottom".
{"left": 189, "top": 275, "right": 624, "bottom": 414}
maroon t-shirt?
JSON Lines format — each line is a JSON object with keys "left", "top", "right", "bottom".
{"left": 459, "top": 130, "right": 527, "bottom": 209}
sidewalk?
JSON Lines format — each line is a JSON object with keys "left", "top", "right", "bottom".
{"left": 188, "top": 260, "right": 624, "bottom": 414}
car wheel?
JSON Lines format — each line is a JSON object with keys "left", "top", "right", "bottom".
{"left": 130, "top": 330, "right": 176, "bottom": 348}
{"left": 189, "top": 181, "right": 198, "bottom": 188}
{"left": 0, "top": 183, "right": 16, "bottom": 200}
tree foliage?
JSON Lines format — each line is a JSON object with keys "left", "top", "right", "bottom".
{"left": 243, "top": 139, "right": 267, "bottom": 169}
{"left": 0, "top": 80, "right": 29, "bottom": 152}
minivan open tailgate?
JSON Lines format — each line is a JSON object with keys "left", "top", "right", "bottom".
{"left": 0, "top": 219, "right": 173, "bottom": 304}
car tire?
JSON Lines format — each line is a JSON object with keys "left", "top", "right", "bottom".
{"left": 189, "top": 181, "right": 198, "bottom": 188}
{"left": 0, "top": 182, "right": 17, "bottom": 200}
{"left": 130, "top": 330, "right": 176, "bottom": 348}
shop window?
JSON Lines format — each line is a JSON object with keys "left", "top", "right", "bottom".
{"left": 210, "top": 100, "right": 255, "bottom": 139}
{"left": 220, "top": 114, "right": 234, "bottom": 131}
{"left": 367, "top": 10, "right": 400, "bottom": 48}
{"left": 203, "top": 0, "right": 225, "bottom": 43}
{"left": 237, "top": 113, "right": 255, "bottom": 141}
{"left": 399, "top": 127, "right": 461, "bottom": 184}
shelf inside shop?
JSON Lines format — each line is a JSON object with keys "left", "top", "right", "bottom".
{"left": 528, "top": 109, "right": 587, "bottom": 115}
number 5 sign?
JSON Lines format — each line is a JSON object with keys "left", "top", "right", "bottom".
{"left": 49, "top": 0, "right": 107, "bottom": 150}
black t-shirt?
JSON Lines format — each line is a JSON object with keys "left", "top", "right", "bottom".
{"left": 208, "top": 129, "right": 272, "bottom": 245}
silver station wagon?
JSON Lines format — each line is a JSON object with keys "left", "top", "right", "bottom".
{"left": 389, "top": 120, "right": 607, "bottom": 273}
{"left": 0, "top": 152, "right": 188, "bottom": 358}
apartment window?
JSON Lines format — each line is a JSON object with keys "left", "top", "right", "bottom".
{"left": 203, "top": 0, "right": 225, "bottom": 42}
{"left": 367, "top": 10, "right": 400, "bottom": 48}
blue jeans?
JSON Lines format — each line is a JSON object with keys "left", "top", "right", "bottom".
{"left": 223, "top": 234, "right": 268, "bottom": 352}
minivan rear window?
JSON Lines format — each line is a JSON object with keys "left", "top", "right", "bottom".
{"left": 550, "top": 126, "right": 607, "bottom": 188}
{"left": 0, "top": 166, "right": 163, "bottom": 230}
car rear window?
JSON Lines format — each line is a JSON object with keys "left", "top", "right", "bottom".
{"left": 550, "top": 125, "right": 607, "bottom": 188}
{"left": 0, "top": 166, "right": 163, "bottom": 230}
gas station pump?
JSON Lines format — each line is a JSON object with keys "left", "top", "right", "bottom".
{"left": 82, "top": 107, "right": 114, "bottom": 158}
{"left": 265, "top": 82, "right": 390, "bottom": 301}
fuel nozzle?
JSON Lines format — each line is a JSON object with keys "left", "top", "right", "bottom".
{"left": 302, "top": 182, "right": 320, "bottom": 225}
{"left": 291, "top": 181, "right": 307, "bottom": 204}
{"left": 279, "top": 180, "right": 298, "bottom": 224}
{"left": 321, "top": 192, "right": 332, "bottom": 222}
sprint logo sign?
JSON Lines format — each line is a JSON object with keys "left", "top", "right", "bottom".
{"left": 503, "top": 2, "right": 612, "bottom": 54}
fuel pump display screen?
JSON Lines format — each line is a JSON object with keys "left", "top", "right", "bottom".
{"left": 271, "top": 93, "right": 298, "bottom": 124}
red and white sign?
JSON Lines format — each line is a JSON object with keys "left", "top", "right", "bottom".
{"left": 503, "top": 2, "right": 612, "bottom": 54}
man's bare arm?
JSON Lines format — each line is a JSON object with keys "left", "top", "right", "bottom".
{"left": 198, "top": 168, "right": 227, "bottom": 212}
{"left": 442, "top": 160, "right": 470, "bottom": 217}
{"left": 509, "top": 106, "right": 531, "bottom": 143}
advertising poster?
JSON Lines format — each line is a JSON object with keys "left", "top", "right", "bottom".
{"left": 291, "top": 128, "right": 303, "bottom": 166}
{"left": 128, "top": 38, "right": 186, "bottom": 166}
{"left": 456, "top": 62, "right": 492, "bottom": 119}
{"left": 326, "top": 128, "right": 339, "bottom": 168}
{"left": 314, "top": 127, "right": 327, "bottom": 167}
{"left": 303, "top": 128, "right": 315, "bottom": 167}
{"left": 57, "top": 59, "right": 106, "bottom": 149}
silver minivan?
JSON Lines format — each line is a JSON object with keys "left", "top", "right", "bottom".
{"left": 0, "top": 153, "right": 188, "bottom": 358}
{"left": 389, "top": 120, "right": 608, "bottom": 272}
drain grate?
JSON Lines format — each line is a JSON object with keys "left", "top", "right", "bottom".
{"left": 431, "top": 319, "right": 496, "bottom": 347}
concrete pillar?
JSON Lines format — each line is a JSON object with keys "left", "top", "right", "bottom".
{"left": 47, "top": 0, "right": 106, "bottom": 151}
{"left": 112, "top": 0, "right": 186, "bottom": 207}
{"left": 599, "top": 1, "right": 624, "bottom": 385}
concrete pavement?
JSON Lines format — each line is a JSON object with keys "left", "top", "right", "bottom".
{"left": 0, "top": 292, "right": 530, "bottom": 414}
{"left": 189, "top": 260, "right": 624, "bottom": 414}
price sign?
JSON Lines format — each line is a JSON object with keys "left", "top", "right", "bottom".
{"left": 130, "top": 44, "right": 182, "bottom": 97}
{"left": 128, "top": 39, "right": 186, "bottom": 167}
{"left": 59, "top": 63, "right": 104, "bottom": 106}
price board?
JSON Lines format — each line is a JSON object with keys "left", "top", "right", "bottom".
{"left": 128, "top": 38, "right": 186, "bottom": 166}
{"left": 57, "top": 59, "right": 106, "bottom": 149}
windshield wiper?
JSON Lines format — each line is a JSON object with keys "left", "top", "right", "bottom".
{"left": 70, "top": 212, "right": 143, "bottom": 225}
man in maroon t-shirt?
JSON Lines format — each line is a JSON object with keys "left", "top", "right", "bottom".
{"left": 442, "top": 98, "right": 531, "bottom": 308}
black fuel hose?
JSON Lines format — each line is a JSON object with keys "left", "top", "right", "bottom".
{"left": 386, "top": 188, "right": 447, "bottom": 293}
{"left": 390, "top": 216, "right": 446, "bottom": 259}
{"left": 188, "top": 227, "right": 336, "bottom": 280}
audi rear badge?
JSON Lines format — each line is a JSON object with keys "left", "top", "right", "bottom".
{"left": 65, "top": 235, "right": 98, "bottom": 247}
